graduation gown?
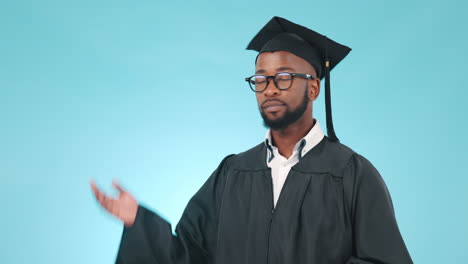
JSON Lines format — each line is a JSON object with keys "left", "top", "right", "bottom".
{"left": 116, "top": 136, "right": 413, "bottom": 264}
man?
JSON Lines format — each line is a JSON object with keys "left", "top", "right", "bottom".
{"left": 91, "top": 16, "right": 413, "bottom": 263}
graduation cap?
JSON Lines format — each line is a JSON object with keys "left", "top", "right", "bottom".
{"left": 246, "top": 16, "right": 351, "bottom": 142}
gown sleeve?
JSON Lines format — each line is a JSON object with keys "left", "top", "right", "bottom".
{"left": 115, "top": 154, "right": 234, "bottom": 264}
{"left": 343, "top": 154, "right": 413, "bottom": 264}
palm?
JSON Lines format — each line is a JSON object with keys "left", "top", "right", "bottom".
{"left": 91, "top": 180, "right": 138, "bottom": 227}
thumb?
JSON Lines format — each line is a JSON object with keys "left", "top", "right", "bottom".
{"left": 112, "top": 179, "right": 126, "bottom": 193}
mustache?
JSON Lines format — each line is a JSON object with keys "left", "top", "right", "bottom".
{"left": 261, "top": 99, "right": 287, "bottom": 108}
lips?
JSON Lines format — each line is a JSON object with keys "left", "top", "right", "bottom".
{"left": 262, "top": 100, "right": 286, "bottom": 112}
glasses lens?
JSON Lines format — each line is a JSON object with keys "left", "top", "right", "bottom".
{"left": 275, "top": 73, "right": 292, "bottom": 89}
{"left": 250, "top": 75, "right": 267, "bottom": 91}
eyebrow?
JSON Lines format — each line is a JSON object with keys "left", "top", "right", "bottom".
{"left": 255, "top": 66, "right": 296, "bottom": 74}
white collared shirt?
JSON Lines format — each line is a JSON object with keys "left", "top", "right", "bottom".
{"left": 264, "top": 119, "right": 325, "bottom": 207}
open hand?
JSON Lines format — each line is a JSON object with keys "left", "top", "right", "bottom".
{"left": 90, "top": 179, "right": 138, "bottom": 227}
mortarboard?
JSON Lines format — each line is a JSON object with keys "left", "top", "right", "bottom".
{"left": 246, "top": 16, "right": 351, "bottom": 142}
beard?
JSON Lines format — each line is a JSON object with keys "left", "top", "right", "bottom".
{"left": 260, "top": 88, "right": 309, "bottom": 131}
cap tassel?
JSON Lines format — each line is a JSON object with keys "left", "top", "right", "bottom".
{"left": 324, "top": 58, "right": 339, "bottom": 142}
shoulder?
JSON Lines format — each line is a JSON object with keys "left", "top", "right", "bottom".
{"left": 291, "top": 136, "right": 358, "bottom": 175}
{"left": 333, "top": 142, "right": 389, "bottom": 198}
{"left": 328, "top": 138, "right": 381, "bottom": 178}
{"left": 219, "top": 137, "right": 379, "bottom": 176}
{"left": 226, "top": 142, "right": 268, "bottom": 171}
{"left": 211, "top": 142, "right": 267, "bottom": 173}
{"left": 324, "top": 140, "right": 392, "bottom": 209}
{"left": 291, "top": 136, "right": 381, "bottom": 180}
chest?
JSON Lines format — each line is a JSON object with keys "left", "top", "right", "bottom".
{"left": 215, "top": 169, "right": 353, "bottom": 263}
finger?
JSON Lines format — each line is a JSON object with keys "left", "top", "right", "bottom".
{"left": 91, "top": 183, "right": 108, "bottom": 203}
{"left": 90, "top": 180, "right": 100, "bottom": 197}
{"left": 90, "top": 180, "right": 120, "bottom": 214}
{"left": 91, "top": 182, "right": 103, "bottom": 200}
{"left": 93, "top": 185, "right": 112, "bottom": 209}
{"left": 90, "top": 187, "right": 117, "bottom": 218}
{"left": 100, "top": 196, "right": 111, "bottom": 210}
{"left": 90, "top": 180, "right": 109, "bottom": 200}
{"left": 107, "top": 199, "right": 121, "bottom": 216}
{"left": 110, "top": 199, "right": 120, "bottom": 216}
{"left": 98, "top": 193, "right": 116, "bottom": 213}
{"left": 96, "top": 190, "right": 107, "bottom": 205}
{"left": 112, "top": 179, "right": 125, "bottom": 193}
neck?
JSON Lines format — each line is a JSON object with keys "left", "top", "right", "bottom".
{"left": 270, "top": 115, "right": 314, "bottom": 159}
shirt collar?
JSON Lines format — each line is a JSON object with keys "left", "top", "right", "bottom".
{"left": 264, "top": 119, "right": 325, "bottom": 165}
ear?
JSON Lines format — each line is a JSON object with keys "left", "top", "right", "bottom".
{"left": 308, "top": 78, "right": 320, "bottom": 101}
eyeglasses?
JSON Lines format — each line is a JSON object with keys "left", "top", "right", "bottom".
{"left": 245, "top": 72, "right": 315, "bottom": 92}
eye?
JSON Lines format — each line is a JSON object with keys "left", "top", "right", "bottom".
{"left": 276, "top": 73, "right": 292, "bottom": 81}
{"left": 252, "top": 76, "right": 267, "bottom": 84}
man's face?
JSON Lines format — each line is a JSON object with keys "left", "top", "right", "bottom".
{"left": 255, "top": 51, "right": 319, "bottom": 130}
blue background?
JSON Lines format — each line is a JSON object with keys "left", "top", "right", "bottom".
{"left": 1, "top": 0, "right": 467, "bottom": 263}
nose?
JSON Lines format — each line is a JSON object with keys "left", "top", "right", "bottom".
{"left": 263, "top": 78, "right": 280, "bottom": 97}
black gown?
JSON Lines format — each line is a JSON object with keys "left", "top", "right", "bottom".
{"left": 116, "top": 136, "right": 413, "bottom": 264}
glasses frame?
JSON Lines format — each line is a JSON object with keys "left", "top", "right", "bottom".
{"left": 245, "top": 72, "right": 315, "bottom": 92}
